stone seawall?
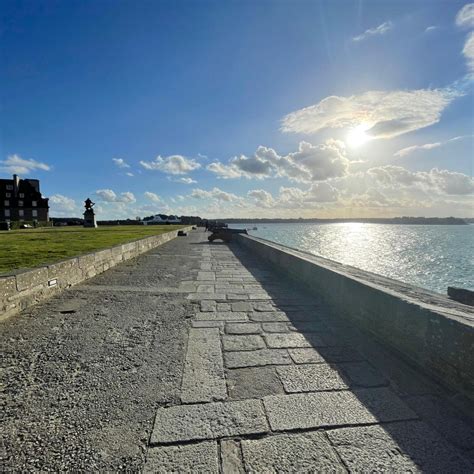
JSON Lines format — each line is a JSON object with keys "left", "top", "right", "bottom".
{"left": 236, "top": 234, "right": 474, "bottom": 401}
{"left": 0, "top": 227, "right": 191, "bottom": 321}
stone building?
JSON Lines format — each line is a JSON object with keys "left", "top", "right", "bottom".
{"left": 0, "top": 174, "right": 49, "bottom": 223}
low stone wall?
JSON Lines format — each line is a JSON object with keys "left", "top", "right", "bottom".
{"left": 0, "top": 227, "right": 191, "bottom": 321}
{"left": 236, "top": 234, "right": 474, "bottom": 401}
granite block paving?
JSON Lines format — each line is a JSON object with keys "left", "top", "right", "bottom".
{"left": 150, "top": 400, "right": 268, "bottom": 444}
{"left": 289, "top": 346, "right": 366, "bottom": 364}
{"left": 227, "top": 367, "right": 284, "bottom": 400}
{"left": 222, "top": 335, "right": 265, "bottom": 351}
{"left": 195, "top": 311, "right": 248, "bottom": 321}
{"left": 263, "top": 387, "right": 417, "bottom": 431}
{"left": 225, "top": 349, "right": 292, "bottom": 368}
{"left": 265, "top": 332, "right": 326, "bottom": 348}
{"left": 180, "top": 328, "right": 227, "bottom": 403}
{"left": 276, "top": 364, "right": 349, "bottom": 393}
{"left": 241, "top": 432, "right": 345, "bottom": 472}
{"left": 144, "top": 441, "right": 219, "bottom": 473}
{"left": 327, "top": 421, "right": 473, "bottom": 473}
{"left": 225, "top": 322, "right": 261, "bottom": 335}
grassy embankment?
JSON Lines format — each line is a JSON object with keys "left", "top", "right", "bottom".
{"left": 0, "top": 225, "right": 186, "bottom": 274}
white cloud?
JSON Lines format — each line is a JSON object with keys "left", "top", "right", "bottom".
{"left": 191, "top": 187, "right": 239, "bottom": 202}
{"left": 394, "top": 135, "right": 473, "bottom": 157}
{"left": 424, "top": 26, "right": 438, "bottom": 33}
{"left": 463, "top": 31, "right": 474, "bottom": 73}
{"left": 352, "top": 21, "right": 393, "bottom": 42}
{"left": 95, "top": 189, "right": 137, "bottom": 203}
{"left": 207, "top": 140, "right": 349, "bottom": 183}
{"left": 144, "top": 191, "right": 162, "bottom": 202}
{"left": 49, "top": 194, "right": 78, "bottom": 216}
{"left": 112, "top": 158, "right": 130, "bottom": 169}
{"left": 456, "top": 3, "right": 474, "bottom": 28}
{"left": 281, "top": 88, "right": 459, "bottom": 140}
{"left": 247, "top": 189, "right": 275, "bottom": 208}
{"left": 126, "top": 172, "right": 134, "bottom": 177}
{"left": 140, "top": 155, "right": 201, "bottom": 175}
{"left": 0, "top": 154, "right": 51, "bottom": 174}
{"left": 394, "top": 142, "right": 442, "bottom": 157}
{"left": 174, "top": 177, "right": 197, "bottom": 184}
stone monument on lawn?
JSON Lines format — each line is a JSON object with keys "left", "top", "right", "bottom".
{"left": 83, "top": 198, "right": 97, "bottom": 228}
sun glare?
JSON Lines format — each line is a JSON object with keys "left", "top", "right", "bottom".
{"left": 347, "top": 124, "right": 372, "bottom": 148}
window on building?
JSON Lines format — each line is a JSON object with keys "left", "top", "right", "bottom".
{"left": 5, "top": 209, "right": 10, "bottom": 218}
{"left": 4, "top": 200, "right": 9, "bottom": 206}
{"left": 6, "top": 185, "right": 13, "bottom": 190}
{"left": 19, "top": 210, "right": 24, "bottom": 217}
{"left": 18, "top": 200, "right": 23, "bottom": 206}
{"left": 19, "top": 193, "right": 24, "bottom": 198}
{"left": 6, "top": 193, "right": 11, "bottom": 198}
{"left": 32, "top": 210, "right": 38, "bottom": 217}
{"left": 32, "top": 200, "right": 37, "bottom": 207}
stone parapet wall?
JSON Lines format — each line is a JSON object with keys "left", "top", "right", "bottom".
{"left": 0, "top": 227, "right": 191, "bottom": 320}
{"left": 236, "top": 234, "right": 474, "bottom": 401}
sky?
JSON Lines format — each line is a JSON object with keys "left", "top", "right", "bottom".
{"left": 1, "top": 0, "right": 473, "bottom": 219}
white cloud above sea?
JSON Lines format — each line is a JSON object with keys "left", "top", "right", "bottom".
{"left": 281, "top": 88, "right": 460, "bottom": 140}
{"left": 0, "top": 154, "right": 51, "bottom": 175}
{"left": 352, "top": 21, "right": 393, "bottom": 42}
{"left": 140, "top": 155, "right": 200, "bottom": 175}
{"left": 207, "top": 140, "right": 349, "bottom": 183}
{"left": 144, "top": 191, "right": 162, "bottom": 202}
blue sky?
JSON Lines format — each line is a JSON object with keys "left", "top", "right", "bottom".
{"left": 1, "top": 0, "right": 473, "bottom": 218}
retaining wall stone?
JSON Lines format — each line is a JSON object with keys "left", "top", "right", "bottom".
{"left": 0, "top": 227, "right": 191, "bottom": 321}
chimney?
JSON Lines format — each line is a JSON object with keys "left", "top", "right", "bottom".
{"left": 13, "top": 174, "right": 20, "bottom": 195}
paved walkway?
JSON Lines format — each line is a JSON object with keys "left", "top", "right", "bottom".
{"left": 2, "top": 229, "right": 474, "bottom": 471}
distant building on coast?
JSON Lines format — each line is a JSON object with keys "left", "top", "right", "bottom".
{"left": 0, "top": 174, "right": 49, "bottom": 223}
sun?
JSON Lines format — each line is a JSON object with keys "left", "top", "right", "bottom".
{"left": 346, "top": 124, "right": 372, "bottom": 148}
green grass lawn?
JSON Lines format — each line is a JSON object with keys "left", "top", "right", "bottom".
{"left": 0, "top": 225, "right": 186, "bottom": 274}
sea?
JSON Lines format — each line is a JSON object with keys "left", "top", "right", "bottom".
{"left": 232, "top": 223, "right": 473, "bottom": 295}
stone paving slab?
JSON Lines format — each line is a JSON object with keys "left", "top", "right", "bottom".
{"left": 263, "top": 387, "right": 417, "bottom": 431}
{"left": 225, "top": 349, "right": 292, "bottom": 368}
{"left": 180, "top": 328, "right": 227, "bottom": 403}
{"left": 276, "top": 364, "right": 349, "bottom": 393}
{"left": 340, "top": 361, "right": 388, "bottom": 387}
{"left": 227, "top": 367, "right": 284, "bottom": 400}
{"left": 327, "top": 421, "right": 473, "bottom": 473}
{"left": 262, "top": 322, "right": 290, "bottom": 333}
{"left": 222, "top": 335, "right": 265, "bottom": 351}
{"left": 195, "top": 311, "right": 248, "bottom": 321}
{"left": 288, "top": 346, "right": 366, "bottom": 364}
{"left": 144, "top": 441, "right": 219, "bottom": 473}
{"left": 220, "top": 440, "right": 245, "bottom": 473}
{"left": 264, "top": 332, "right": 326, "bottom": 348}
{"left": 249, "top": 311, "right": 290, "bottom": 322}
{"left": 225, "top": 322, "right": 261, "bottom": 335}
{"left": 150, "top": 400, "right": 269, "bottom": 444}
{"left": 241, "top": 432, "right": 345, "bottom": 472}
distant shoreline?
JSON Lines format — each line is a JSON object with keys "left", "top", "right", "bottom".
{"left": 220, "top": 217, "right": 469, "bottom": 225}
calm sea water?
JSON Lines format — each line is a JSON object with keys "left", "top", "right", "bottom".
{"left": 233, "top": 223, "right": 473, "bottom": 295}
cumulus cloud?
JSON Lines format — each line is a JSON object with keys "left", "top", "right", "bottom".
{"left": 247, "top": 189, "right": 275, "bottom": 207}
{"left": 456, "top": 3, "right": 474, "bottom": 28}
{"left": 126, "top": 172, "right": 134, "bottom": 177}
{"left": 207, "top": 140, "right": 349, "bottom": 183}
{"left": 49, "top": 194, "right": 78, "bottom": 216}
{"left": 140, "top": 155, "right": 200, "bottom": 175}
{"left": 144, "top": 191, "right": 162, "bottom": 202}
{"left": 352, "top": 21, "right": 393, "bottom": 42}
{"left": 112, "top": 158, "right": 130, "bottom": 169}
{"left": 191, "top": 187, "right": 239, "bottom": 202}
{"left": 174, "top": 177, "right": 197, "bottom": 184}
{"left": 281, "top": 88, "right": 459, "bottom": 140}
{"left": 394, "top": 135, "right": 473, "bottom": 157}
{"left": 366, "top": 165, "right": 474, "bottom": 195}
{"left": 0, "top": 154, "right": 51, "bottom": 174}
{"left": 96, "top": 189, "right": 137, "bottom": 203}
